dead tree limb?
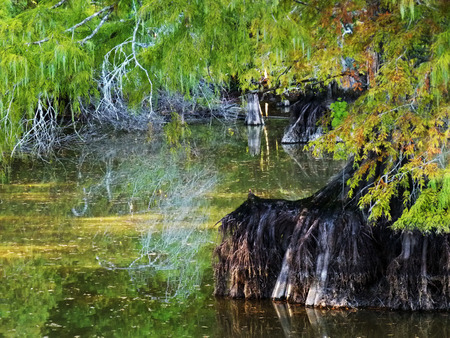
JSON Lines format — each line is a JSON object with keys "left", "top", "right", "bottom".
{"left": 26, "top": 5, "right": 115, "bottom": 46}
{"left": 78, "top": 8, "right": 113, "bottom": 45}
{"left": 25, "top": 37, "right": 50, "bottom": 46}
{"left": 51, "top": 0, "right": 68, "bottom": 9}
{"left": 65, "top": 5, "right": 114, "bottom": 33}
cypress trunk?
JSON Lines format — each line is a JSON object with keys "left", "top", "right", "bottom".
{"left": 214, "top": 160, "right": 450, "bottom": 310}
{"left": 245, "top": 93, "right": 264, "bottom": 126}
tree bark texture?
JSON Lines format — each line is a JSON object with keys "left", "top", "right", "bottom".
{"left": 214, "top": 161, "right": 450, "bottom": 310}
{"left": 281, "top": 83, "right": 361, "bottom": 144}
{"left": 281, "top": 96, "right": 326, "bottom": 144}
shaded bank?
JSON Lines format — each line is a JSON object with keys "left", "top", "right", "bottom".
{"left": 214, "top": 161, "right": 450, "bottom": 310}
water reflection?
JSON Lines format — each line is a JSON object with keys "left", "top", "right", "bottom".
{"left": 282, "top": 143, "right": 344, "bottom": 185}
{"left": 1, "top": 120, "right": 445, "bottom": 337}
{"left": 247, "top": 126, "right": 263, "bottom": 156}
{"left": 215, "top": 299, "right": 450, "bottom": 338}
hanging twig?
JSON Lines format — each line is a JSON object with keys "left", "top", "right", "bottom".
{"left": 26, "top": 5, "right": 114, "bottom": 46}
{"left": 132, "top": 16, "right": 154, "bottom": 113}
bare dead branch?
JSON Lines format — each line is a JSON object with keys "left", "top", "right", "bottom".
{"left": 25, "top": 37, "right": 50, "bottom": 46}
{"left": 26, "top": 5, "right": 114, "bottom": 46}
{"left": 65, "top": 5, "right": 114, "bottom": 33}
{"left": 132, "top": 17, "right": 154, "bottom": 113}
{"left": 78, "top": 9, "right": 113, "bottom": 44}
{"left": 51, "top": 0, "right": 68, "bottom": 9}
{"left": 293, "top": 0, "right": 320, "bottom": 11}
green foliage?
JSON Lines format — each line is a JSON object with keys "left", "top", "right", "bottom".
{"left": 0, "top": 0, "right": 101, "bottom": 153}
{"left": 307, "top": 0, "right": 449, "bottom": 232}
{"left": 1, "top": 0, "right": 449, "bottom": 232}
{"left": 330, "top": 98, "right": 348, "bottom": 128}
{"left": 393, "top": 171, "right": 450, "bottom": 232}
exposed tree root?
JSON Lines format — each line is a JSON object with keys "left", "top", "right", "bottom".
{"left": 214, "top": 162, "right": 450, "bottom": 310}
{"left": 281, "top": 83, "right": 361, "bottom": 144}
{"left": 281, "top": 95, "right": 326, "bottom": 143}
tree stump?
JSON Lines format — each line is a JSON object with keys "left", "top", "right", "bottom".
{"left": 245, "top": 93, "right": 264, "bottom": 125}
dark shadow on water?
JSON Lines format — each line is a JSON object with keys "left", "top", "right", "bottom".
{"left": 215, "top": 299, "right": 450, "bottom": 337}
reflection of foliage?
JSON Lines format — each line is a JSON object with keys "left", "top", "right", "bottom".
{"left": 0, "top": 121, "right": 346, "bottom": 335}
{"left": 123, "top": 151, "right": 216, "bottom": 299}
{"left": 0, "top": 257, "right": 217, "bottom": 337}
{"left": 77, "top": 134, "right": 217, "bottom": 300}
{"left": 117, "top": 150, "right": 216, "bottom": 299}
{"left": 129, "top": 229, "right": 214, "bottom": 300}
{"left": 0, "top": 159, "right": 11, "bottom": 184}
{"left": 0, "top": 259, "right": 61, "bottom": 337}
{"left": 163, "top": 112, "right": 191, "bottom": 149}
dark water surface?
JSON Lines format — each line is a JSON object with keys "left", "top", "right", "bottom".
{"left": 1, "top": 120, "right": 448, "bottom": 337}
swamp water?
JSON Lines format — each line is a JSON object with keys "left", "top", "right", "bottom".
{"left": 0, "top": 120, "right": 449, "bottom": 337}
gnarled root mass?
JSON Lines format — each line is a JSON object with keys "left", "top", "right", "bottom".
{"left": 281, "top": 95, "right": 326, "bottom": 144}
{"left": 214, "top": 163, "right": 450, "bottom": 310}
